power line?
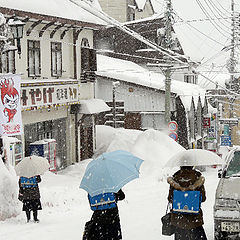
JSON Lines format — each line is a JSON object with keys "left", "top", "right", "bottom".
{"left": 195, "top": 0, "right": 231, "bottom": 38}
{"left": 203, "top": 0, "right": 232, "bottom": 31}
{"left": 173, "top": 10, "right": 227, "bottom": 47}
{"left": 69, "top": 0, "right": 192, "bottom": 64}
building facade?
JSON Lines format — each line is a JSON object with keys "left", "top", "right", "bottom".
{"left": 0, "top": 2, "right": 109, "bottom": 168}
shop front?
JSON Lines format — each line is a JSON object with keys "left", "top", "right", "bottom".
{"left": 21, "top": 80, "right": 79, "bottom": 169}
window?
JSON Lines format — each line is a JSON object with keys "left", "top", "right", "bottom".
{"left": 28, "top": 40, "right": 41, "bottom": 77}
{"left": 51, "top": 42, "right": 62, "bottom": 77}
{"left": 81, "top": 38, "right": 90, "bottom": 48}
{"left": 184, "top": 74, "right": 198, "bottom": 84}
{"left": 0, "top": 50, "right": 15, "bottom": 73}
{"left": 127, "top": 6, "right": 136, "bottom": 21}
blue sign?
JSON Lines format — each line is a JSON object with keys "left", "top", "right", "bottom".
{"left": 220, "top": 136, "right": 231, "bottom": 146}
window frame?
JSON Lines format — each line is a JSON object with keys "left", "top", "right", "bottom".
{"left": 51, "top": 42, "right": 62, "bottom": 77}
{"left": 27, "top": 40, "right": 41, "bottom": 77}
{"left": 0, "top": 49, "right": 16, "bottom": 74}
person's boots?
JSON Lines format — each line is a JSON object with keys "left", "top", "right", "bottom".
{"left": 26, "top": 211, "right": 31, "bottom": 222}
{"left": 33, "top": 210, "right": 39, "bottom": 223}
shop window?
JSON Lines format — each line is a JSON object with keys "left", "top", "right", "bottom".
{"left": 51, "top": 42, "right": 62, "bottom": 77}
{"left": 27, "top": 40, "right": 41, "bottom": 77}
{"left": 0, "top": 50, "right": 15, "bottom": 74}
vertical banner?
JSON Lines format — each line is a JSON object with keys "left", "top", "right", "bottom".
{"left": 0, "top": 74, "right": 23, "bottom": 136}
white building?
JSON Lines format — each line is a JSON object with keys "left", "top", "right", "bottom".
{"left": 0, "top": 0, "right": 110, "bottom": 168}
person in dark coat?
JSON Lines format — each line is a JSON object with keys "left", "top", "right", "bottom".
{"left": 167, "top": 166, "right": 207, "bottom": 240}
{"left": 18, "top": 175, "right": 42, "bottom": 223}
{"left": 87, "top": 189, "right": 125, "bottom": 240}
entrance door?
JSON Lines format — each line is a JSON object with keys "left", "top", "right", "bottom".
{"left": 80, "top": 115, "right": 93, "bottom": 160}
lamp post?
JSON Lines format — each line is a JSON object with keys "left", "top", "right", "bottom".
{"left": 8, "top": 17, "right": 25, "bottom": 58}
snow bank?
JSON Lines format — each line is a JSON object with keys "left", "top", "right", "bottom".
{"left": 95, "top": 125, "right": 184, "bottom": 180}
{"left": 0, "top": 158, "right": 20, "bottom": 221}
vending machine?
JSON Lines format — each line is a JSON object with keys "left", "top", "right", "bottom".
{"left": 8, "top": 138, "right": 23, "bottom": 166}
{"left": 29, "top": 139, "right": 57, "bottom": 173}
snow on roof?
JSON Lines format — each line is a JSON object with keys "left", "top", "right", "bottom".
{"left": 96, "top": 54, "right": 206, "bottom": 111}
{"left": 0, "top": 0, "right": 107, "bottom": 25}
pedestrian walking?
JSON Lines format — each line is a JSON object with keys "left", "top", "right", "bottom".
{"left": 83, "top": 189, "right": 125, "bottom": 240}
{"left": 167, "top": 166, "right": 207, "bottom": 240}
{"left": 18, "top": 175, "right": 42, "bottom": 223}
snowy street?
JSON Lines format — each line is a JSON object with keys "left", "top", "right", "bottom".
{"left": 0, "top": 126, "right": 220, "bottom": 240}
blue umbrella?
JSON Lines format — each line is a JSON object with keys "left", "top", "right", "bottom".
{"left": 80, "top": 150, "right": 144, "bottom": 196}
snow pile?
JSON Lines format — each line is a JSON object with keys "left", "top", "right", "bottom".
{"left": 0, "top": 158, "right": 20, "bottom": 221}
{"left": 95, "top": 125, "right": 184, "bottom": 180}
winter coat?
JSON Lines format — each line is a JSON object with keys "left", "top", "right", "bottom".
{"left": 88, "top": 189, "right": 125, "bottom": 240}
{"left": 167, "top": 168, "right": 206, "bottom": 230}
{"left": 18, "top": 175, "right": 41, "bottom": 201}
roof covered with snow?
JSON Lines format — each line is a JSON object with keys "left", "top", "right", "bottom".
{"left": 96, "top": 54, "right": 206, "bottom": 111}
{"left": 0, "top": 0, "right": 107, "bottom": 25}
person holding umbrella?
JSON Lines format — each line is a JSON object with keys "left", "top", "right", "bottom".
{"left": 18, "top": 175, "right": 42, "bottom": 223}
{"left": 167, "top": 165, "right": 207, "bottom": 240}
{"left": 85, "top": 189, "right": 125, "bottom": 239}
{"left": 15, "top": 155, "right": 50, "bottom": 223}
{"left": 80, "top": 150, "right": 144, "bottom": 240}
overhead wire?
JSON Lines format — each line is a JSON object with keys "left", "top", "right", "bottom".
{"left": 195, "top": 0, "right": 231, "bottom": 38}
{"left": 203, "top": 0, "right": 232, "bottom": 30}
{"left": 207, "top": 0, "right": 232, "bottom": 24}
{"left": 69, "top": 0, "right": 191, "bottom": 64}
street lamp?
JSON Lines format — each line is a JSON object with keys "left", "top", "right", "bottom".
{"left": 8, "top": 17, "right": 25, "bottom": 58}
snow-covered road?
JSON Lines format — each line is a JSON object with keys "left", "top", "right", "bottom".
{"left": 0, "top": 164, "right": 219, "bottom": 240}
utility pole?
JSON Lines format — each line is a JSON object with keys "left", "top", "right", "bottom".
{"left": 227, "top": 0, "right": 239, "bottom": 146}
{"left": 162, "top": 0, "right": 175, "bottom": 124}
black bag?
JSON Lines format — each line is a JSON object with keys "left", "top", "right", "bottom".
{"left": 82, "top": 220, "right": 94, "bottom": 240}
{"left": 161, "top": 203, "right": 175, "bottom": 236}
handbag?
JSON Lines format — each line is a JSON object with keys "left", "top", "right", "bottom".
{"left": 161, "top": 202, "right": 175, "bottom": 236}
{"left": 82, "top": 220, "right": 94, "bottom": 240}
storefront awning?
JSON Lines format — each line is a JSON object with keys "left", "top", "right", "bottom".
{"left": 79, "top": 99, "right": 111, "bottom": 114}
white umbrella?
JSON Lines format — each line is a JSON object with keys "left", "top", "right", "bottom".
{"left": 165, "top": 149, "right": 224, "bottom": 168}
{"left": 15, "top": 155, "right": 50, "bottom": 177}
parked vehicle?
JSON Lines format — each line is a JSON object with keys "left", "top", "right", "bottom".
{"left": 214, "top": 147, "right": 240, "bottom": 239}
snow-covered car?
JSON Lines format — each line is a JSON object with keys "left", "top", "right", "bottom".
{"left": 214, "top": 148, "right": 240, "bottom": 239}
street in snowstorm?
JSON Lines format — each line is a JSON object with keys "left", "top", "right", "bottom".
{"left": 1, "top": 0, "right": 240, "bottom": 239}
{"left": 0, "top": 126, "right": 220, "bottom": 240}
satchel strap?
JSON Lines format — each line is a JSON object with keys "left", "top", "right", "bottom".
{"left": 165, "top": 202, "right": 171, "bottom": 215}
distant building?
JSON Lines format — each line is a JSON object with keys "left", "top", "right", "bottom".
{"left": 98, "top": 0, "right": 155, "bottom": 22}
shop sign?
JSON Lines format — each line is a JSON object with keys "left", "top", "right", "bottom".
{"left": 21, "top": 84, "right": 79, "bottom": 108}
{"left": 219, "top": 118, "right": 239, "bottom": 126}
{"left": 220, "top": 135, "right": 232, "bottom": 146}
{"left": 203, "top": 117, "right": 210, "bottom": 128}
{"left": 0, "top": 74, "right": 23, "bottom": 136}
